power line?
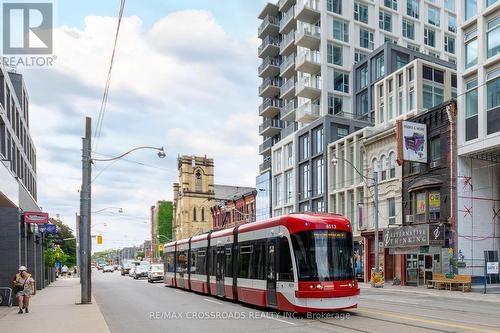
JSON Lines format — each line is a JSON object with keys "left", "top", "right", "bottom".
{"left": 92, "top": 0, "right": 126, "bottom": 155}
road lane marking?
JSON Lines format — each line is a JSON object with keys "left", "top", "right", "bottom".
{"left": 174, "top": 290, "right": 186, "bottom": 294}
{"left": 360, "top": 309, "right": 500, "bottom": 333}
{"left": 269, "top": 316, "right": 296, "bottom": 326}
{"left": 203, "top": 298, "right": 223, "bottom": 305}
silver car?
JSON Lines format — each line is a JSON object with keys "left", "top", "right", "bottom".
{"left": 148, "top": 264, "right": 164, "bottom": 283}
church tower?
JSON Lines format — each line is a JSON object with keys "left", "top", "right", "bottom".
{"left": 173, "top": 155, "right": 215, "bottom": 239}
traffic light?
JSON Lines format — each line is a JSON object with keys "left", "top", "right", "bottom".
{"left": 158, "top": 244, "right": 163, "bottom": 252}
{"left": 97, "top": 235, "right": 103, "bottom": 244}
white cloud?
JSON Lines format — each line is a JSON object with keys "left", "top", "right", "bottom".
{"left": 23, "top": 10, "right": 260, "bottom": 250}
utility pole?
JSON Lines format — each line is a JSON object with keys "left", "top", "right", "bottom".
{"left": 80, "top": 117, "right": 92, "bottom": 304}
{"left": 373, "top": 171, "right": 380, "bottom": 275}
{"left": 76, "top": 213, "right": 80, "bottom": 279}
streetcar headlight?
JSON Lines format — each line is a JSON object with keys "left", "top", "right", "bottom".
{"left": 316, "top": 284, "right": 323, "bottom": 289}
{"left": 309, "top": 284, "right": 315, "bottom": 289}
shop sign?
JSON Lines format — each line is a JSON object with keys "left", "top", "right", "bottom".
{"left": 23, "top": 212, "right": 49, "bottom": 224}
{"left": 417, "top": 192, "right": 426, "bottom": 215}
{"left": 429, "top": 224, "right": 445, "bottom": 246}
{"left": 429, "top": 191, "right": 440, "bottom": 212}
{"left": 383, "top": 224, "right": 429, "bottom": 248}
{"left": 401, "top": 121, "right": 427, "bottom": 163}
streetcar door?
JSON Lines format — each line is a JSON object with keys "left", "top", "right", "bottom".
{"left": 266, "top": 238, "right": 277, "bottom": 307}
{"left": 216, "top": 246, "right": 225, "bottom": 297}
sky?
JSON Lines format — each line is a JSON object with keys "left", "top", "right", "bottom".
{"left": 20, "top": 0, "right": 268, "bottom": 251}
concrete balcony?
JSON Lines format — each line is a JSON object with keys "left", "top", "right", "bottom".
{"left": 280, "top": 78, "right": 296, "bottom": 100}
{"left": 258, "top": 56, "right": 280, "bottom": 78}
{"left": 258, "top": 36, "right": 280, "bottom": 59}
{"left": 259, "top": 78, "right": 281, "bottom": 98}
{"left": 295, "top": 0, "right": 320, "bottom": 24}
{"left": 259, "top": 119, "right": 284, "bottom": 137}
{"left": 296, "top": 75, "right": 321, "bottom": 99}
{"left": 280, "top": 30, "right": 296, "bottom": 56}
{"left": 280, "top": 53, "right": 296, "bottom": 78}
{"left": 295, "top": 24, "right": 320, "bottom": 49}
{"left": 295, "top": 49, "right": 320, "bottom": 74}
{"left": 279, "top": 0, "right": 296, "bottom": 12}
{"left": 258, "top": 15, "right": 279, "bottom": 39}
{"left": 258, "top": 2, "right": 279, "bottom": 20}
{"left": 259, "top": 98, "right": 282, "bottom": 118}
{"left": 259, "top": 158, "right": 272, "bottom": 173}
{"left": 296, "top": 102, "right": 320, "bottom": 123}
{"left": 281, "top": 122, "right": 298, "bottom": 138}
{"left": 281, "top": 100, "right": 297, "bottom": 122}
{"left": 279, "top": 6, "right": 296, "bottom": 34}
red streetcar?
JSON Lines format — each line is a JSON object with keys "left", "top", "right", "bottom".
{"left": 163, "top": 213, "right": 359, "bottom": 312}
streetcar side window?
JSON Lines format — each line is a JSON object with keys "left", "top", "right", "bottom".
{"left": 165, "top": 251, "right": 175, "bottom": 273}
{"left": 237, "top": 241, "right": 266, "bottom": 280}
{"left": 225, "top": 246, "right": 232, "bottom": 278}
{"left": 278, "top": 238, "right": 294, "bottom": 282}
{"left": 191, "top": 248, "right": 207, "bottom": 275}
{"left": 208, "top": 246, "right": 217, "bottom": 276}
{"left": 238, "top": 244, "right": 252, "bottom": 278}
{"left": 176, "top": 250, "right": 188, "bottom": 273}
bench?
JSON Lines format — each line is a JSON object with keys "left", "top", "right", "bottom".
{"left": 426, "top": 273, "right": 472, "bottom": 292}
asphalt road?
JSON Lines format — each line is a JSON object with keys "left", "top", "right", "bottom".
{"left": 92, "top": 269, "right": 500, "bottom": 333}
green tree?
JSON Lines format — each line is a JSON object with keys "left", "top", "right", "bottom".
{"left": 46, "top": 218, "right": 77, "bottom": 266}
{"left": 157, "top": 201, "right": 173, "bottom": 243}
{"left": 45, "top": 246, "right": 69, "bottom": 267}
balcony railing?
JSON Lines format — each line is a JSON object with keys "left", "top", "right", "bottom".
{"left": 296, "top": 102, "right": 320, "bottom": 122}
{"left": 280, "top": 30, "right": 295, "bottom": 52}
{"left": 258, "top": 15, "right": 279, "bottom": 37}
{"left": 296, "top": 0, "right": 321, "bottom": 13}
{"left": 280, "top": 78, "right": 295, "bottom": 96}
{"left": 259, "top": 98, "right": 283, "bottom": 115}
{"left": 259, "top": 137, "right": 275, "bottom": 154}
{"left": 281, "top": 122, "right": 298, "bottom": 138}
{"left": 297, "top": 75, "right": 321, "bottom": 90}
{"left": 259, "top": 77, "right": 281, "bottom": 95}
{"left": 296, "top": 49, "right": 320, "bottom": 65}
{"left": 258, "top": 56, "right": 280, "bottom": 75}
{"left": 259, "top": 158, "right": 272, "bottom": 172}
{"left": 295, "top": 24, "right": 320, "bottom": 41}
{"left": 280, "top": 53, "right": 295, "bottom": 73}
{"left": 258, "top": 36, "right": 280, "bottom": 56}
{"left": 280, "top": 6, "right": 295, "bottom": 31}
{"left": 259, "top": 119, "right": 284, "bottom": 133}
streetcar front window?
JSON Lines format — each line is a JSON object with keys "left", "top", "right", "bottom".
{"left": 291, "top": 230, "right": 354, "bottom": 281}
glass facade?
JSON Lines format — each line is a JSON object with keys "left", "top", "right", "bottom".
{"left": 256, "top": 172, "right": 271, "bottom": 221}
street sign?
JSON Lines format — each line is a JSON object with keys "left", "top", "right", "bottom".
{"left": 487, "top": 262, "right": 499, "bottom": 274}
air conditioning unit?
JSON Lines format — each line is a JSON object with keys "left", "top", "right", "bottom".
{"left": 430, "top": 161, "right": 440, "bottom": 168}
{"left": 406, "top": 215, "right": 414, "bottom": 224}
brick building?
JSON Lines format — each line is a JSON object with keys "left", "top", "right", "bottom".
{"left": 211, "top": 188, "right": 257, "bottom": 230}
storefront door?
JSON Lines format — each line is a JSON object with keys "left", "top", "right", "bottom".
{"left": 418, "top": 254, "right": 433, "bottom": 285}
{"left": 406, "top": 254, "right": 418, "bottom": 286}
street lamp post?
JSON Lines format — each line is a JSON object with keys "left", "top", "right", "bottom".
{"left": 79, "top": 116, "right": 165, "bottom": 304}
{"left": 331, "top": 154, "right": 381, "bottom": 287}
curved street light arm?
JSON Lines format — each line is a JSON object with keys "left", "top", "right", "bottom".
{"left": 92, "top": 146, "right": 165, "bottom": 162}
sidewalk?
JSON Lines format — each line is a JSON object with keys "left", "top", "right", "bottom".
{"left": 0, "top": 278, "right": 110, "bottom": 333}
{"left": 359, "top": 282, "right": 500, "bottom": 303}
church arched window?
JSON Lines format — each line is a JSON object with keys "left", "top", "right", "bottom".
{"left": 195, "top": 170, "right": 202, "bottom": 192}
{"left": 193, "top": 207, "right": 197, "bottom": 221}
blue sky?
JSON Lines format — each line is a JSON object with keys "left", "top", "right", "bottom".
{"left": 20, "top": 0, "right": 269, "bottom": 250}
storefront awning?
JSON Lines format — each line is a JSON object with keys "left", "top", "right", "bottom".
{"left": 408, "top": 177, "right": 443, "bottom": 192}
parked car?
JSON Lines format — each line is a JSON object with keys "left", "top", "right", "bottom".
{"left": 148, "top": 264, "right": 164, "bottom": 283}
{"left": 102, "top": 265, "right": 114, "bottom": 273}
{"left": 133, "top": 263, "right": 149, "bottom": 279}
{"left": 129, "top": 265, "right": 137, "bottom": 278}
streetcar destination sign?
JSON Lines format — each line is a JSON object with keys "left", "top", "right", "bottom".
{"left": 383, "top": 225, "right": 429, "bottom": 248}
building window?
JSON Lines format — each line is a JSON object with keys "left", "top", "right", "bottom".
{"left": 415, "top": 192, "right": 426, "bottom": 222}
{"left": 333, "top": 20, "right": 349, "bottom": 42}
{"left": 429, "top": 191, "right": 440, "bottom": 220}
{"left": 430, "top": 137, "right": 441, "bottom": 163}
{"left": 354, "top": 2, "right": 368, "bottom": 23}
{"left": 388, "top": 198, "right": 396, "bottom": 225}
{"left": 379, "top": 11, "right": 392, "bottom": 32}
{"left": 427, "top": 6, "right": 440, "bottom": 27}
{"left": 423, "top": 84, "right": 444, "bottom": 109}
{"left": 375, "top": 55, "right": 385, "bottom": 79}
{"left": 300, "top": 135, "right": 310, "bottom": 161}
{"left": 201, "top": 208, "right": 205, "bottom": 221}
{"left": 327, "top": 43, "right": 343, "bottom": 65}
{"left": 274, "top": 148, "right": 282, "bottom": 172}
{"left": 327, "top": 0, "right": 342, "bottom": 14}
{"left": 360, "top": 93, "right": 369, "bottom": 115}
{"left": 360, "top": 66, "right": 368, "bottom": 88}
{"left": 465, "top": 0, "right": 476, "bottom": 21}
{"left": 284, "top": 171, "right": 293, "bottom": 204}
{"left": 388, "top": 95, "right": 394, "bottom": 120}
{"left": 338, "top": 127, "right": 349, "bottom": 138}
{"left": 487, "top": 0, "right": 498, "bottom": 7}
{"left": 328, "top": 94, "right": 343, "bottom": 114}
{"left": 402, "top": 19, "right": 415, "bottom": 40}
{"left": 195, "top": 170, "right": 202, "bottom": 192}
{"left": 379, "top": 102, "right": 385, "bottom": 123}
{"left": 424, "top": 28, "right": 436, "bottom": 47}
{"left": 487, "top": 17, "right": 500, "bottom": 59}
{"left": 407, "top": 0, "right": 419, "bottom": 19}
{"left": 334, "top": 71, "right": 349, "bottom": 93}
{"left": 274, "top": 175, "right": 282, "bottom": 206}
{"left": 313, "top": 127, "right": 324, "bottom": 155}
{"left": 465, "top": 30, "right": 478, "bottom": 69}
{"left": 285, "top": 143, "right": 293, "bottom": 167}
{"left": 380, "top": 155, "right": 387, "bottom": 181}
{"left": 486, "top": 70, "right": 500, "bottom": 135}
{"left": 408, "top": 86, "right": 415, "bottom": 110}
{"left": 465, "top": 78, "right": 478, "bottom": 141}
{"left": 360, "top": 29, "right": 374, "bottom": 50}
{"left": 406, "top": 43, "right": 420, "bottom": 52}
{"left": 313, "top": 157, "right": 324, "bottom": 196}
{"left": 354, "top": 51, "right": 368, "bottom": 63}
{"left": 193, "top": 208, "right": 197, "bottom": 221}
{"left": 444, "top": 35, "right": 455, "bottom": 54}
{"left": 385, "top": 0, "right": 398, "bottom": 10}
{"left": 398, "top": 90, "right": 403, "bottom": 115}
{"left": 371, "top": 158, "right": 379, "bottom": 179}
{"left": 389, "top": 152, "right": 396, "bottom": 178}
{"left": 300, "top": 164, "right": 310, "bottom": 200}
{"left": 448, "top": 14, "right": 456, "bottom": 33}
{"left": 445, "top": 0, "right": 455, "bottom": 11}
